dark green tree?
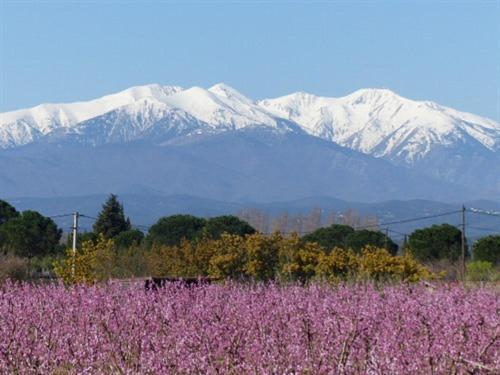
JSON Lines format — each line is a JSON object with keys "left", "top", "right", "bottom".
{"left": 147, "top": 215, "right": 206, "bottom": 246}
{"left": 203, "top": 215, "right": 256, "bottom": 239}
{"left": 93, "top": 195, "right": 131, "bottom": 238}
{"left": 345, "top": 229, "right": 398, "bottom": 255}
{"left": 302, "top": 224, "right": 355, "bottom": 251}
{"left": 472, "top": 235, "right": 500, "bottom": 265}
{"left": 0, "top": 199, "right": 20, "bottom": 226}
{"left": 114, "top": 229, "right": 145, "bottom": 249}
{"left": 0, "top": 210, "right": 62, "bottom": 258}
{"left": 407, "top": 224, "right": 465, "bottom": 262}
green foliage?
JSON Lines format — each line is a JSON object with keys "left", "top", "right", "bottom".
{"left": 407, "top": 224, "right": 464, "bottom": 262}
{"left": 79, "top": 231, "right": 98, "bottom": 245}
{"left": 93, "top": 194, "right": 131, "bottom": 238}
{"left": 346, "top": 229, "right": 398, "bottom": 255}
{"left": 466, "top": 261, "right": 497, "bottom": 282}
{"left": 147, "top": 215, "right": 206, "bottom": 246}
{"left": 203, "top": 215, "right": 256, "bottom": 239}
{"left": 0, "top": 210, "right": 62, "bottom": 258}
{"left": 302, "top": 224, "right": 354, "bottom": 251}
{"left": 0, "top": 199, "right": 20, "bottom": 226}
{"left": 114, "top": 229, "right": 144, "bottom": 249}
{"left": 472, "top": 235, "right": 500, "bottom": 265}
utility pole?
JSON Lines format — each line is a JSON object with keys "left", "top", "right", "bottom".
{"left": 461, "top": 205, "right": 466, "bottom": 282}
{"left": 72, "top": 212, "right": 79, "bottom": 278}
{"left": 385, "top": 227, "right": 389, "bottom": 251}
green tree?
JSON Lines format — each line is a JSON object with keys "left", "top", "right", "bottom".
{"left": 114, "top": 229, "right": 145, "bottom": 249}
{"left": 472, "top": 235, "right": 500, "bottom": 265}
{"left": 346, "top": 229, "right": 398, "bottom": 255}
{"left": 203, "top": 215, "right": 255, "bottom": 239}
{"left": 0, "top": 210, "right": 62, "bottom": 258}
{"left": 302, "top": 224, "right": 355, "bottom": 251}
{"left": 147, "top": 215, "right": 206, "bottom": 246}
{"left": 93, "top": 194, "right": 131, "bottom": 238}
{"left": 0, "top": 199, "right": 20, "bottom": 226}
{"left": 407, "top": 224, "right": 464, "bottom": 262}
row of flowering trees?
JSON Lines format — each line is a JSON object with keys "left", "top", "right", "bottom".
{"left": 1, "top": 282, "right": 498, "bottom": 373}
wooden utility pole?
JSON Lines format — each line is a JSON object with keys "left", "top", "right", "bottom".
{"left": 461, "top": 205, "right": 466, "bottom": 282}
{"left": 72, "top": 212, "right": 79, "bottom": 278}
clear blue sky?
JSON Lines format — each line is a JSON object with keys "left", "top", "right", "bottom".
{"left": 1, "top": 0, "right": 499, "bottom": 120}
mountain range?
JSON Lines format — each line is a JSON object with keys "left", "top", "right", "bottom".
{"left": 1, "top": 83, "right": 499, "bottom": 203}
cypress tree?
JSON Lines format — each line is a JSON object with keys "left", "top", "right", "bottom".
{"left": 93, "top": 194, "right": 131, "bottom": 238}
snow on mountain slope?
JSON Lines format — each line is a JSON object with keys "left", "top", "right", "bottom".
{"left": 0, "top": 84, "right": 183, "bottom": 147}
{"left": 49, "top": 97, "right": 212, "bottom": 146}
{"left": 0, "top": 83, "right": 300, "bottom": 148}
{"left": 259, "top": 89, "right": 500, "bottom": 164}
{"left": 164, "top": 84, "right": 291, "bottom": 131}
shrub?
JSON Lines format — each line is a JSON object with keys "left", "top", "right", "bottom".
{"left": 466, "top": 261, "right": 495, "bottom": 282}
{"left": 0, "top": 255, "right": 29, "bottom": 282}
{"left": 316, "top": 247, "right": 359, "bottom": 281}
{"left": 53, "top": 234, "right": 116, "bottom": 284}
{"left": 472, "top": 235, "right": 500, "bottom": 265}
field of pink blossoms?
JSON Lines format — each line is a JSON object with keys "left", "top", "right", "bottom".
{"left": 1, "top": 282, "right": 498, "bottom": 374}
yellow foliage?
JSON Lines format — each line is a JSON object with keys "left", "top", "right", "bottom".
{"left": 278, "top": 235, "right": 323, "bottom": 281}
{"left": 357, "top": 246, "right": 431, "bottom": 282}
{"left": 208, "top": 233, "right": 246, "bottom": 279}
{"left": 54, "top": 231, "right": 432, "bottom": 284}
{"left": 53, "top": 234, "right": 116, "bottom": 284}
{"left": 316, "top": 247, "right": 359, "bottom": 281}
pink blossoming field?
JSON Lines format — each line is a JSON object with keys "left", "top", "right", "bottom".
{"left": 1, "top": 282, "right": 498, "bottom": 374}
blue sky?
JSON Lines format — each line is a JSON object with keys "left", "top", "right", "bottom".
{"left": 1, "top": 0, "right": 499, "bottom": 120}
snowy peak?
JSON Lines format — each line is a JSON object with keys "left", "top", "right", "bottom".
{"left": 208, "top": 83, "right": 254, "bottom": 105}
{"left": 1, "top": 83, "right": 499, "bottom": 163}
{"left": 0, "top": 84, "right": 184, "bottom": 147}
{"left": 259, "top": 88, "right": 500, "bottom": 163}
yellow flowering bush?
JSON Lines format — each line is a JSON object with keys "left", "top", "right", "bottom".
{"left": 53, "top": 234, "right": 116, "bottom": 284}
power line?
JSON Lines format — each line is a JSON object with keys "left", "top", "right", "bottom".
{"left": 79, "top": 214, "right": 98, "bottom": 221}
{"left": 48, "top": 213, "right": 74, "bottom": 218}
{"left": 357, "top": 209, "right": 462, "bottom": 230}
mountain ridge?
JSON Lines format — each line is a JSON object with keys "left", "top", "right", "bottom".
{"left": 1, "top": 83, "right": 499, "bottom": 202}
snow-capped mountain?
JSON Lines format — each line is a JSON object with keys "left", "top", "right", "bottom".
{"left": 1, "top": 83, "right": 499, "bottom": 201}
{"left": 259, "top": 88, "right": 500, "bottom": 164}
{"left": 2, "top": 84, "right": 498, "bottom": 159}
{"left": 0, "top": 84, "right": 182, "bottom": 147}
{"left": 1, "top": 83, "right": 299, "bottom": 147}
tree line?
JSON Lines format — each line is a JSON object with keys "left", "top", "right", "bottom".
{"left": 1, "top": 195, "right": 499, "bottom": 282}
